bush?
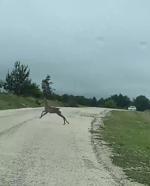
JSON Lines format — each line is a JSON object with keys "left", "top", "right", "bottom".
{"left": 134, "top": 95, "right": 150, "bottom": 111}
{"left": 104, "top": 99, "right": 117, "bottom": 108}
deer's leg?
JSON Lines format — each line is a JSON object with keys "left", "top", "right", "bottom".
{"left": 64, "top": 116, "right": 69, "bottom": 124}
{"left": 40, "top": 110, "right": 48, "bottom": 118}
{"left": 40, "top": 110, "right": 44, "bottom": 118}
{"left": 57, "top": 112, "right": 69, "bottom": 125}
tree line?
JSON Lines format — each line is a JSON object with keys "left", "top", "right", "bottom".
{"left": 0, "top": 62, "right": 150, "bottom": 111}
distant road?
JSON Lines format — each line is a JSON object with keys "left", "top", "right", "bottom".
{"left": 0, "top": 108, "right": 142, "bottom": 186}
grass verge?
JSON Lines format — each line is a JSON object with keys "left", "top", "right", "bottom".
{"left": 102, "top": 110, "right": 150, "bottom": 185}
{"left": 0, "top": 93, "right": 63, "bottom": 110}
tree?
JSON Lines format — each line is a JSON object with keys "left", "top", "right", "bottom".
{"left": 4, "top": 61, "right": 31, "bottom": 95}
{"left": 3, "top": 61, "right": 42, "bottom": 97}
{"left": 41, "top": 75, "right": 53, "bottom": 98}
{"left": 22, "top": 82, "right": 42, "bottom": 98}
{"left": 134, "top": 95, "right": 150, "bottom": 111}
{"left": 91, "top": 97, "right": 98, "bottom": 107}
{"left": 0, "top": 80, "right": 5, "bottom": 92}
{"left": 110, "top": 94, "right": 131, "bottom": 108}
{"left": 98, "top": 98, "right": 105, "bottom": 107}
{"left": 104, "top": 99, "right": 117, "bottom": 108}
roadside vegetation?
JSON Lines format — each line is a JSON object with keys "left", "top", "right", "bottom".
{"left": 0, "top": 93, "right": 63, "bottom": 110}
{"left": 102, "top": 111, "right": 150, "bottom": 185}
{"left": 1, "top": 61, "right": 150, "bottom": 110}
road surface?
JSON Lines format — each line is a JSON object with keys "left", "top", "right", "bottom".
{"left": 0, "top": 108, "right": 142, "bottom": 186}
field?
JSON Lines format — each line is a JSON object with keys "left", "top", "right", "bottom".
{"left": 102, "top": 110, "right": 150, "bottom": 185}
{"left": 0, "top": 93, "right": 63, "bottom": 110}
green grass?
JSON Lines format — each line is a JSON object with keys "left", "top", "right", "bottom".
{"left": 102, "top": 110, "right": 150, "bottom": 185}
{"left": 0, "top": 93, "right": 63, "bottom": 110}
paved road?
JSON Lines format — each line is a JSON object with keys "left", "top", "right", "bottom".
{"left": 0, "top": 108, "right": 142, "bottom": 186}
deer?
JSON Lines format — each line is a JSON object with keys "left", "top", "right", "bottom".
{"left": 40, "top": 99, "right": 69, "bottom": 125}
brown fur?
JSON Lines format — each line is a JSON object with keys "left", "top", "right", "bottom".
{"left": 40, "top": 99, "right": 69, "bottom": 125}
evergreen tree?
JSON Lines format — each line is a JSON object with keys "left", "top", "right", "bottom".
{"left": 4, "top": 61, "right": 30, "bottom": 95}
{"left": 41, "top": 75, "right": 53, "bottom": 98}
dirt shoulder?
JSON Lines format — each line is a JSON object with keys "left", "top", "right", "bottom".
{"left": 91, "top": 109, "right": 144, "bottom": 186}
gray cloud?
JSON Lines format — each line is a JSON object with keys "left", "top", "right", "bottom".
{"left": 0, "top": 0, "right": 150, "bottom": 98}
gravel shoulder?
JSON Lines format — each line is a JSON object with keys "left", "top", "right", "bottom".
{"left": 0, "top": 107, "right": 143, "bottom": 186}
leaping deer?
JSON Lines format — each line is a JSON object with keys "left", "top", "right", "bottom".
{"left": 40, "top": 99, "right": 69, "bottom": 125}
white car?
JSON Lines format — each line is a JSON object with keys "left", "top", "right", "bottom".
{"left": 128, "top": 106, "right": 137, "bottom": 111}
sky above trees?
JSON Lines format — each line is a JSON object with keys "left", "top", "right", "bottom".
{"left": 0, "top": 0, "right": 150, "bottom": 98}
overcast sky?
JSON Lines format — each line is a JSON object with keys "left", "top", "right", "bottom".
{"left": 0, "top": 0, "right": 150, "bottom": 98}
